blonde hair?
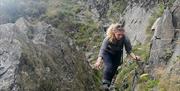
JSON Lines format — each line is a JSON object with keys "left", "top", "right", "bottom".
{"left": 106, "top": 23, "right": 124, "bottom": 43}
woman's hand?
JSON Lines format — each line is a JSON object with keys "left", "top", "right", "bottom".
{"left": 134, "top": 56, "right": 141, "bottom": 61}
{"left": 94, "top": 57, "right": 103, "bottom": 70}
{"left": 130, "top": 53, "right": 141, "bottom": 61}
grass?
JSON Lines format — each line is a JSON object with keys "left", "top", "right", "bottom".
{"left": 132, "top": 42, "right": 151, "bottom": 61}
{"left": 71, "top": 22, "right": 103, "bottom": 50}
{"left": 139, "top": 74, "right": 150, "bottom": 82}
{"left": 44, "top": 0, "right": 105, "bottom": 88}
{"left": 166, "top": 0, "right": 176, "bottom": 7}
{"left": 139, "top": 79, "right": 159, "bottom": 91}
{"left": 37, "top": 79, "right": 57, "bottom": 91}
{"left": 138, "top": 72, "right": 159, "bottom": 91}
{"left": 115, "top": 61, "right": 138, "bottom": 90}
{"left": 92, "top": 69, "right": 103, "bottom": 88}
{"left": 114, "top": 41, "right": 151, "bottom": 90}
{"left": 158, "top": 75, "right": 180, "bottom": 91}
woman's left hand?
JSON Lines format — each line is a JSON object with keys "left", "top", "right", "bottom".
{"left": 134, "top": 56, "right": 141, "bottom": 61}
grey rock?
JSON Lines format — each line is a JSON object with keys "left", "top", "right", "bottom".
{"left": 146, "top": 2, "right": 180, "bottom": 90}
{"left": 148, "top": 9, "right": 175, "bottom": 69}
{"left": 123, "top": 5, "right": 153, "bottom": 44}
{"left": 0, "top": 18, "right": 99, "bottom": 91}
{"left": 171, "top": 0, "right": 180, "bottom": 59}
{"left": 0, "top": 24, "right": 22, "bottom": 91}
{"left": 151, "top": 17, "right": 161, "bottom": 31}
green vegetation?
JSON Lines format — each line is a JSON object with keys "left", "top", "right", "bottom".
{"left": 44, "top": 0, "right": 80, "bottom": 28}
{"left": 114, "top": 37, "right": 156, "bottom": 91}
{"left": 43, "top": 0, "right": 104, "bottom": 53}
{"left": 92, "top": 69, "right": 103, "bottom": 88}
{"left": 42, "top": 0, "right": 105, "bottom": 89}
{"left": 71, "top": 22, "right": 104, "bottom": 88}
{"left": 115, "top": 61, "right": 138, "bottom": 90}
{"left": 132, "top": 42, "right": 151, "bottom": 61}
{"left": 38, "top": 80, "right": 56, "bottom": 91}
{"left": 158, "top": 74, "right": 180, "bottom": 91}
{"left": 166, "top": 0, "right": 176, "bottom": 7}
{"left": 139, "top": 79, "right": 159, "bottom": 91}
{"left": 138, "top": 73, "right": 159, "bottom": 91}
{"left": 71, "top": 23, "right": 103, "bottom": 50}
{"left": 139, "top": 74, "right": 150, "bottom": 82}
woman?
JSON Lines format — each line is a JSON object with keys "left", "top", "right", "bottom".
{"left": 94, "top": 23, "right": 140, "bottom": 90}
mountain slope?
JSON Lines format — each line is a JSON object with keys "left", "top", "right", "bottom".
{"left": 0, "top": 17, "right": 99, "bottom": 91}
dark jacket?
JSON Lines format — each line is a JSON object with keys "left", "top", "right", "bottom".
{"left": 98, "top": 35, "right": 132, "bottom": 58}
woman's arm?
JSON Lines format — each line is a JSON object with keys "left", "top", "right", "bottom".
{"left": 94, "top": 37, "right": 109, "bottom": 69}
{"left": 129, "top": 53, "right": 140, "bottom": 60}
{"left": 124, "top": 36, "right": 140, "bottom": 60}
{"left": 98, "top": 37, "right": 109, "bottom": 58}
{"left": 94, "top": 57, "right": 103, "bottom": 69}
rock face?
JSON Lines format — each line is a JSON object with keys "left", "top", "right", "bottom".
{"left": 122, "top": 0, "right": 159, "bottom": 44}
{"left": 172, "top": 0, "right": 180, "bottom": 59}
{"left": 160, "top": 1, "right": 180, "bottom": 90}
{"left": 148, "top": 8, "right": 175, "bottom": 68}
{"left": 0, "top": 18, "right": 99, "bottom": 91}
{"left": 0, "top": 23, "right": 22, "bottom": 90}
{"left": 123, "top": 4, "right": 153, "bottom": 43}
{"left": 146, "top": 0, "right": 180, "bottom": 90}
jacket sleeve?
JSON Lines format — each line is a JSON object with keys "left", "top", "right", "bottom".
{"left": 98, "top": 37, "right": 109, "bottom": 57}
{"left": 124, "top": 36, "right": 132, "bottom": 55}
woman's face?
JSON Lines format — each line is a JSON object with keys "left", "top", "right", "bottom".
{"left": 114, "top": 31, "right": 124, "bottom": 40}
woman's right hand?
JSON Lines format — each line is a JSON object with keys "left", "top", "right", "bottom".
{"left": 94, "top": 57, "right": 103, "bottom": 70}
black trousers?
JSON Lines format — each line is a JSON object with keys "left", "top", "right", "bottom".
{"left": 102, "top": 53, "right": 121, "bottom": 85}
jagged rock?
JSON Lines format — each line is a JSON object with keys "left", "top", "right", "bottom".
{"left": 146, "top": 1, "right": 180, "bottom": 90}
{"left": 157, "top": 1, "right": 180, "bottom": 90}
{"left": 85, "top": 0, "right": 110, "bottom": 21}
{"left": 0, "top": 23, "right": 21, "bottom": 90}
{"left": 123, "top": 5, "right": 153, "bottom": 44}
{"left": 0, "top": 18, "right": 99, "bottom": 91}
{"left": 171, "top": 0, "right": 180, "bottom": 59}
{"left": 151, "top": 17, "right": 162, "bottom": 41}
{"left": 148, "top": 8, "right": 175, "bottom": 68}
{"left": 151, "top": 17, "right": 161, "bottom": 31}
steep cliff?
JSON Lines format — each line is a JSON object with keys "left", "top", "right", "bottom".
{"left": 0, "top": 18, "right": 99, "bottom": 91}
{"left": 147, "top": 0, "right": 180, "bottom": 90}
